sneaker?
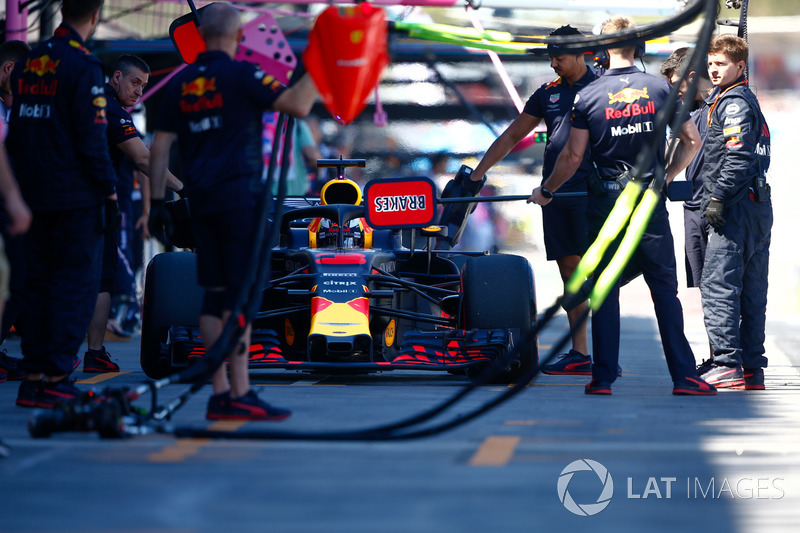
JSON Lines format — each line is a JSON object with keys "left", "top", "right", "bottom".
{"left": 206, "top": 390, "right": 231, "bottom": 418}
{"left": 673, "top": 376, "right": 717, "bottom": 395}
{"left": 83, "top": 348, "right": 120, "bottom": 373}
{"left": 743, "top": 368, "right": 765, "bottom": 390}
{"left": 699, "top": 362, "right": 745, "bottom": 389}
{"left": 0, "top": 351, "right": 26, "bottom": 381}
{"left": 206, "top": 389, "right": 291, "bottom": 421}
{"left": 542, "top": 349, "right": 591, "bottom": 375}
{"left": 15, "top": 379, "right": 41, "bottom": 407}
{"left": 39, "top": 378, "right": 81, "bottom": 408}
{"left": 696, "top": 358, "right": 714, "bottom": 374}
{"left": 585, "top": 379, "right": 613, "bottom": 395}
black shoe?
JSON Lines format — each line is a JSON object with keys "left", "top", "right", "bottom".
{"left": 83, "top": 348, "right": 120, "bottom": 373}
{"left": 542, "top": 349, "right": 591, "bottom": 375}
{"left": 39, "top": 378, "right": 81, "bottom": 408}
{"left": 16, "top": 379, "right": 42, "bottom": 407}
{"left": 206, "top": 389, "right": 291, "bottom": 421}
{"left": 206, "top": 390, "right": 231, "bottom": 419}
{"left": 0, "top": 350, "right": 26, "bottom": 381}
{"left": 673, "top": 376, "right": 717, "bottom": 395}
{"left": 696, "top": 358, "right": 714, "bottom": 374}
{"left": 585, "top": 379, "right": 612, "bottom": 395}
{"left": 699, "top": 363, "right": 744, "bottom": 389}
{"left": 743, "top": 368, "right": 765, "bottom": 390}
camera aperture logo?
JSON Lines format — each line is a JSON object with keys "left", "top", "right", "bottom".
{"left": 557, "top": 459, "right": 614, "bottom": 516}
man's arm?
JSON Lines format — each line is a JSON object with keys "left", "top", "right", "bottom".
{"left": 0, "top": 148, "right": 30, "bottom": 236}
{"left": 273, "top": 74, "right": 317, "bottom": 118}
{"left": 665, "top": 118, "right": 701, "bottom": 183}
{"left": 529, "top": 127, "right": 589, "bottom": 205}
{"left": 117, "top": 136, "right": 184, "bottom": 192}
{"left": 471, "top": 113, "right": 542, "bottom": 182}
{"left": 148, "top": 130, "right": 177, "bottom": 200}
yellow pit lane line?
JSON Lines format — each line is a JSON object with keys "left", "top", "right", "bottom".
{"left": 76, "top": 370, "right": 132, "bottom": 384}
{"left": 147, "top": 438, "right": 210, "bottom": 463}
{"left": 468, "top": 435, "right": 521, "bottom": 467}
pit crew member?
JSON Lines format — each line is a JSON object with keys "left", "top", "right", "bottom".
{"left": 149, "top": 2, "right": 317, "bottom": 420}
{"left": 8, "top": 0, "right": 118, "bottom": 407}
{"left": 697, "top": 34, "right": 772, "bottom": 390}
{"left": 529, "top": 16, "right": 715, "bottom": 396}
{"left": 470, "top": 25, "right": 597, "bottom": 375}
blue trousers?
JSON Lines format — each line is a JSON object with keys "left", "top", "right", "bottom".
{"left": 19, "top": 207, "right": 103, "bottom": 375}
{"left": 700, "top": 197, "right": 772, "bottom": 369}
{"left": 588, "top": 193, "right": 696, "bottom": 383}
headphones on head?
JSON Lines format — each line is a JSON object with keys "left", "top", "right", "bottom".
{"left": 592, "top": 41, "right": 646, "bottom": 69}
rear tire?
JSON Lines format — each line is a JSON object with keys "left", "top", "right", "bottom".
{"left": 461, "top": 254, "right": 537, "bottom": 383}
{"left": 140, "top": 251, "right": 203, "bottom": 379}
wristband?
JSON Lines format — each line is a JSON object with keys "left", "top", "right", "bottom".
{"left": 541, "top": 187, "right": 554, "bottom": 199}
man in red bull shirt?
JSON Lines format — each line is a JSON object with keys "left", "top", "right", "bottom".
{"left": 529, "top": 16, "right": 715, "bottom": 396}
{"left": 82, "top": 54, "right": 184, "bottom": 373}
{"left": 7, "top": 0, "right": 118, "bottom": 408}
{"left": 149, "top": 2, "right": 317, "bottom": 421}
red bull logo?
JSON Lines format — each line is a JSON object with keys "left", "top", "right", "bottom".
{"left": 605, "top": 101, "right": 655, "bottom": 120}
{"left": 261, "top": 74, "right": 283, "bottom": 91}
{"left": 608, "top": 87, "right": 649, "bottom": 105}
{"left": 180, "top": 76, "right": 223, "bottom": 113}
{"left": 23, "top": 55, "right": 59, "bottom": 77}
{"left": 181, "top": 76, "right": 217, "bottom": 97}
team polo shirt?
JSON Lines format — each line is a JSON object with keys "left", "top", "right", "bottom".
{"left": 105, "top": 83, "right": 141, "bottom": 198}
{"left": 523, "top": 67, "right": 597, "bottom": 193}
{"left": 571, "top": 66, "right": 674, "bottom": 181}
{"left": 156, "top": 50, "right": 287, "bottom": 214}
{"left": 7, "top": 23, "right": 116, "bottom": 210}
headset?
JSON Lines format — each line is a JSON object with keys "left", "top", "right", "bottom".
{"left": 592, "top": 41, "right": 646, "bottom": 70}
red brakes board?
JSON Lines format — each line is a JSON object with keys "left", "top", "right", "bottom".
{"left": 363, "top": 176, "right": 437, "bottom": 229}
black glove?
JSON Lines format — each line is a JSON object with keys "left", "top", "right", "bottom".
{"left": 148, "top": 198, "right": 174, "bottom": 245}
{"left": 104, "top": 198, "right": 121, "bottom": 237}
{"left": 703, "top": 198, "right": 726, "bottom": 229}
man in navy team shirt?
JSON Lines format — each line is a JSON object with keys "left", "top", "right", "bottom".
{"left": 529, "top": 16, "right": 715, "bottom": 396}
{"left": 149, "top": 2, "right": 317, "bottom": 420}
{"left": 471, "top": 25, "right": 599, "bottom": 376}
{"left": 82, "top": 54, "right": 183, "bottom": 373}
{"left": 8, "top": 0, "right": 118, "bottom": 408}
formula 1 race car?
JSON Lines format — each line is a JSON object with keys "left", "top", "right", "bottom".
{"left": 140, "top": 160, "right": 537, "bottom": 383}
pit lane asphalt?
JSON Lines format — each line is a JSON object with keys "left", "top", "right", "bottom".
{"left": 1, "top": 288, "right": 799, "bottom": 533}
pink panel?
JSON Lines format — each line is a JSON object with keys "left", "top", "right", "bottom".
{"left": 234, "top": 12, "right": 296, "bottom": 85}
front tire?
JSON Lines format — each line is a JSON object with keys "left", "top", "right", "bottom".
{"left": 140, "top": 251, "right": 203, "bottom": 379}
{"left": 461, "top": 254, "right": 537, "bottom": 383}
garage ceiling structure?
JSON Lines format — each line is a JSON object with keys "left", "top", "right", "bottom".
{"left": 3, "top": 0, "right": 691, "bottom": 163}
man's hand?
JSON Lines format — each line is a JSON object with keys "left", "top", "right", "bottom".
{"left": 528, "top": 186, "right": 552, "bottom": 206}
{"left": 148, "top": 199, "right": 173, "bottom": 245}
{"left": 703, "top": 198, "right": 725, "bottom": 229}
{"left": 3, "top": 191, "right": 31, "bottom": 237}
